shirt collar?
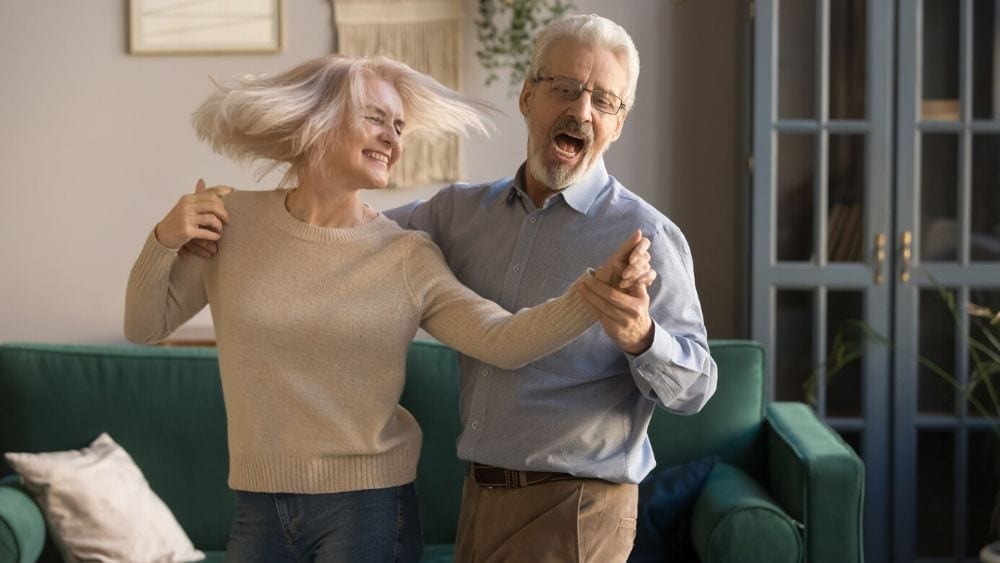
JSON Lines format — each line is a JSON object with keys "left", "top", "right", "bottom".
{"left": 506, "top": 158, "right": 610, "bottom": 215}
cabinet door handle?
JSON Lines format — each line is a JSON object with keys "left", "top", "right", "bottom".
{"left": 900, "top": 230, "right": 913, "bottom": 284}
{"left": 874, "top": 232, "right": 887, "bottom": 285}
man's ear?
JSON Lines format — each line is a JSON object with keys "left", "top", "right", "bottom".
{"left": 518, "top": 80, "right": 535, "bottom": 117}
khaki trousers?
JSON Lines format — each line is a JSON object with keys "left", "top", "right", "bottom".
{"left": 453, "top": 476, "right": 638, "bottom": 563}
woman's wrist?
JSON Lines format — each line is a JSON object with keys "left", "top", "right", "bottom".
{"left": 153, "top": 223, "right": 183, "bottom": 251}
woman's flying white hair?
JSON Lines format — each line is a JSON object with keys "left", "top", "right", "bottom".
{"left": 192, "top": 54, "right": 495, "bottom": 186}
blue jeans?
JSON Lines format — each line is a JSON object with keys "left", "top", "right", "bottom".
{"left": 225, "top": 483, "right": 423, "bottom": 563}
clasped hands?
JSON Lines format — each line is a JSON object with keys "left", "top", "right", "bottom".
{"left": 582, "top": 230, "right": 657, "bottom": 356}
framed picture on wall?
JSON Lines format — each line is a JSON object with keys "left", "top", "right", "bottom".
{"left": 129, "top": 0, "right": 284, "bottom": 55}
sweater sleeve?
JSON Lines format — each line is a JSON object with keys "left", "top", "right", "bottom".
{"left": 123, "top": 230, "right": 209, "bottom": 344}
{"left": 405, "top": 234, "right": 596, "bottom": 370}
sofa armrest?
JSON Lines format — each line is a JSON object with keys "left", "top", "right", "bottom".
{"left": 766, "top": 402, "right": 865, "bottom": 563}
{"left": 690, "top": 462, "right": 802, "bottom": 563}
{"left": 0, "top": 475, "right": 45, "bottom": 563}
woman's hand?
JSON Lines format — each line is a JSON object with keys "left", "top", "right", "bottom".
{"left": 579, "top": 230, "right": 658, "bottom": 355}
{"left": 154, "top": 179, "right": 233, "bottom": 251}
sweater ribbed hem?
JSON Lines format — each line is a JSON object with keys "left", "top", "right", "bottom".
{"left": 227, "top": 443, "right": 421, "bottom": 494}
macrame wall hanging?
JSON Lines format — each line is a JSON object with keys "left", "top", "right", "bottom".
{"left": 332, "top": 0, "right": 465, "bottom": 187}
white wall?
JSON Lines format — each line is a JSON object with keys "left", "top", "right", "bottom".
{"left": 0, "top": 1, "right": 744, "bottom": 344}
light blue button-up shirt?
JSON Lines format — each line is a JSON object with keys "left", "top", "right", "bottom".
{"left": 385, "top": 158, "right": 717, "bottom": 483}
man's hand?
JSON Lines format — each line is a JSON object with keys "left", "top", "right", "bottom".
{"left": 156, "top": 179, "right": 233, "bottom": 258}
{"left": 580, "top": 230, "right": 657, "bottom": 355}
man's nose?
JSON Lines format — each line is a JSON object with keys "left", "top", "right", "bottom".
{"left": 565, "top": 92, "right": 594, "bottom": 123}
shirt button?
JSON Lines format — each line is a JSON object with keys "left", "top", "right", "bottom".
{"left": 529, "top": 216, "right": 537, "bottom": 224}
{"left": 513, "top": 264, "right": 520, "bottom": 272}
{"left": 471, "top": 420, "right": 481, "bottom": 430}
{"left": 482, "top": 368, "right": 490, "bottom": 376}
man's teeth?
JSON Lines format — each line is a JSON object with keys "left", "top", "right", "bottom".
{"left": 554, "top": 145, "right": 578, "bottom": 158}
{"left": 363, "top": 150, "right": 389, "bottom": 164}
{"left": 552, "top": 134, "right": 583, "bottom": 157}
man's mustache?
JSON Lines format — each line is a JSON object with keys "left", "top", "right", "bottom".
{"left": 551, "top": 118, "right": 594, "bottom": 144}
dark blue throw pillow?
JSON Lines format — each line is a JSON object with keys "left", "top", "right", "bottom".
{"left": 628, "top": 456, "right": 718, "bottom": 563}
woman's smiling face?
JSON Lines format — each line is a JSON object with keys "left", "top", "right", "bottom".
{"left": 327, "top": 76, "right": 406, "bottom": 190}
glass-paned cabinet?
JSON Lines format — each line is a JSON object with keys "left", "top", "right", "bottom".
{"left": 753, "top": 1, "right": 1000, "bottom": 561}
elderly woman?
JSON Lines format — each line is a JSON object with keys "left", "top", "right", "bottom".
{"left": 125, "top": 54, "right": 652, "bottom": 562}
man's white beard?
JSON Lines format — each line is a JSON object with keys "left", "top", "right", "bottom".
{"left": 527, "top": 151, "right": 587, "bottom": 191}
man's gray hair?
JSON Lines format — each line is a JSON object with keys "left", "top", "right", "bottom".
{"left": 527, "top": 14, "right": 641, "bottom": 110}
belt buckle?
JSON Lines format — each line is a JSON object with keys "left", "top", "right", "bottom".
{"left": 469, "top": 463, "right": 499, "bottom": 489}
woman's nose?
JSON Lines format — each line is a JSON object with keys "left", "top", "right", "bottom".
{"left": 380, "top": 126, "right": 399, "bottom": 147}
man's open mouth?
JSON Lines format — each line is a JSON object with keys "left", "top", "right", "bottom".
{"left": 553, "top": 133, "right": 585, "bottom": 158}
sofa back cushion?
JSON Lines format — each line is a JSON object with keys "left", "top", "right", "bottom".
{"left": 646, "top": 340, "right": 767, "bottom": 478}
{"left": 0, "top": 343, "right": 232, "bottom": 551}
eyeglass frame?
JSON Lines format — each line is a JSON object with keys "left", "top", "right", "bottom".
{"left": 533, "top": 74, "right": 627, "bottom": 115}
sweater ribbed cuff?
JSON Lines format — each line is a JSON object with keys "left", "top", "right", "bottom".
{"left": 129, "top": 231, "right": 178, "bottom": 291}
{"left": 545, "top": 273, "right": 598, "bottom": 337}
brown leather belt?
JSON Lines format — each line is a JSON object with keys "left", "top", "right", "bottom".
{"left": 467, "top": 462, "right": 580, "bottom": 489}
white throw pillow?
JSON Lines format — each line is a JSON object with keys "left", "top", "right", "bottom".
{"left": 4, "top": 432, "right": 205, "bottom": 563}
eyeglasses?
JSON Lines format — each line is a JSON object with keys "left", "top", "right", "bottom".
{"left": 535, "top": 75, "right": 626, "bottom": 115}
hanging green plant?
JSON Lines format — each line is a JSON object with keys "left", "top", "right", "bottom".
{"left": 474, "top": 0, "right": 576, "bottom": 93}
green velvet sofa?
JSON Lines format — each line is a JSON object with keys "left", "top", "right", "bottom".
{"left": 0, "top": 340, "right": 863, "bottom": 562}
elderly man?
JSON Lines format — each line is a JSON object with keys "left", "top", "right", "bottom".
{"left": 386, "top": 13, "right": 717, "bottom": 563}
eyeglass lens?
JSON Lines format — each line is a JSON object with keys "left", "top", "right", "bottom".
{"left": 548, "top": 76, "right": 621, "bottom": 114}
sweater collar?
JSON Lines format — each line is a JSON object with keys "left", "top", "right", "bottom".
{"left": 271, "top": 189, "right": 392, "bottom": 243}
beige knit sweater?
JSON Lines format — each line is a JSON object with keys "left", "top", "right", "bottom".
{"left": 125, "top": 189, "right": 595, "bottom": 494}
